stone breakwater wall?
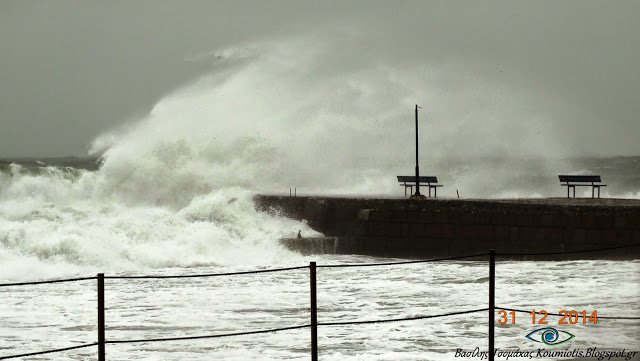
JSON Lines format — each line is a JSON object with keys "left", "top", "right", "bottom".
{"left": 254, "top": 195, "right": 640, "bottom": 260}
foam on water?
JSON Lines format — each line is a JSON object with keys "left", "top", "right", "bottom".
{"left": 0, "top": 165, "right": 315, "bottom": 280}
{"left": 1, "top": 258, "right": 637, "bottom": 360}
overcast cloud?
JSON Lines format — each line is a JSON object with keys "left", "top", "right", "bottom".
{"left": 1, "top": 0, "right": 638, "bottom": 157}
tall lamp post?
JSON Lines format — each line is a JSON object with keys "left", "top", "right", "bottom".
{"left": 410, "top": 105, "right": 426, "bottom": 199}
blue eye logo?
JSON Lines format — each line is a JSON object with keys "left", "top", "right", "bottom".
{"left": 526, "top": 327, "right": 575, "bottom": 345}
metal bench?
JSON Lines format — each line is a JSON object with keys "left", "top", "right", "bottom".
{"left": 558, "top": 175, "right": 607, "bottom": 198}
{"left": 397, "top": 176, "right": 443, "bottom": 198}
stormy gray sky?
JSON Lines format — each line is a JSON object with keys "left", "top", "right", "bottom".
{"left": 1, "top": 0, "right": 639, "bottom": 157}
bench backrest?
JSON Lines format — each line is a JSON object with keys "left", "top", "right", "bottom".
{"left": 397, "top": 176, "right": 438, "bottom": 183}
{"left": 558, "top": 175, "right": 602, "bottom": 183}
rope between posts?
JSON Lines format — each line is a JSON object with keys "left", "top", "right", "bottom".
{"left": 317, "top": 252, "right": 488, "bottom": 268}
{"left": 105, "top": 265, "right": 309, "bottom": 279}
{"left": 497, "top": 242, "right": 640, "bottom": 257}
{"left": 497, "top": 307, "right": 640, "bottom": 320}
{"left": 318, "top": 308, "right": 489, "bottom": 326}
{"left": 0, "top": 276, "right": 96, "bottom": 288}
{"left": 106, "top": 324, "right": 311, "bottom": 344}
{"left": 0, "top": 342, "right": 98, "bottom": 360}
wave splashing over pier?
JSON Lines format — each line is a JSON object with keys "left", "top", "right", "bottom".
{"left": 1, "top": 37, "right": 638, "bottom": 279}
{"left": 92, "top": 37, "right": 640, "bottom": 199}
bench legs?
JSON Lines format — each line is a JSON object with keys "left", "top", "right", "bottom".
{"left": 566, "top": 185, "right": 602, "bottom": 199}
{"left": 403, "top": 184, "right": 441, "bottom": 198}
{"left": 401, "top": 182, "right": 413, "bottom": 197}
{"left": 404, "top": 185, "right": 413, "bottom": 197}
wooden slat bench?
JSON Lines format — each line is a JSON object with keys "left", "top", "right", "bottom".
{"left": 558, "top": 175, "right": 607, "bottom": 198}
{"left": 397, "top": 176, "right": 443, "bottom": 198}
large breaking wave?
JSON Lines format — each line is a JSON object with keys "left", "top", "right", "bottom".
{"left": 1, "top": 37, "right": 638, "bottom": 280}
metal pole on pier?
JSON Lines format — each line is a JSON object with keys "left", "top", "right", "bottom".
{"left": 414, "top": 105, "right": 421, "bottom": 197}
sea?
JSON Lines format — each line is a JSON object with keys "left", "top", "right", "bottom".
{"left": 1, "top": 43, "right": 639, "bottom": 360}
{"left": 0, "top": 155, "right": 638, "bottom": 361}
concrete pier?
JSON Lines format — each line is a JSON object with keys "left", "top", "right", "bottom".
{"left": 255, "top": 195, "right": 640, "bottom": 259}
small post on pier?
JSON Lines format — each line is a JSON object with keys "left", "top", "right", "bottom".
{"left": 310, "top": 262, "right": 318, "bottom": 361}
{"left": 98, "top": 273, "right": 105, "bottom": 361}
{"left": 489, "top": 250, "right": 495, "bottom": 361}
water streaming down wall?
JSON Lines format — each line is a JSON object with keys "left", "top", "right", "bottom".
{"left": 280, "top": 236, "right": 339, "bottom": 255}
{"left": 255, "top": 195, "right": 640, "bottom": 259}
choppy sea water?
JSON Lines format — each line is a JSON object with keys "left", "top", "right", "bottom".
{"left": 1, "top": 257, "right": 638, "bottom": 361}
{"left": 1, "top": 156, "right": 639, "bottom": 360}
{"left": 1, "top": 154, "right": 639, "bottom": 360}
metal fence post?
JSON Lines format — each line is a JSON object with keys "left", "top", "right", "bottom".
{"left": 489, "top": 250, "right": 495, "bottom": 361}
{"left": 98, "top": 273, "right": 105, "bottom": 361}
{"left": 310, "top": 262, "right": 318, "bottom": 361}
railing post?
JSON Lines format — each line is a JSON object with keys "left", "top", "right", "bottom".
{"left": 98, "top": 273, "right": 105, "bottom": 361}
{"left": 310, "top": 262, "right": 318, "bottom": 361}
{"left": 489, "top": 250, "right": 495, "bottom": 361}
